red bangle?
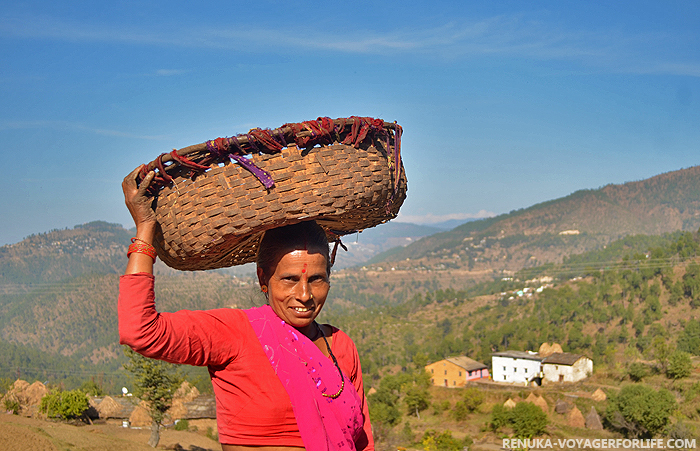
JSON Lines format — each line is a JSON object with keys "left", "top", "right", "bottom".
{"left": 127, "top": 239, "right": 157, "bottom": 262}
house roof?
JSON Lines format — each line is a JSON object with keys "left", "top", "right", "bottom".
{"left": 542, "top": 352, "right": 587, "bottom": 365}
{"left": 492, "top": 351, "right": 543, "bottom": 361}
{"left": 446, "top": 356, "right": 488, "bottom": 371}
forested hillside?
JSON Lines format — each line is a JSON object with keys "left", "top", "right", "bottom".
{"left": 2, "top": 166, "right": 700, "bottom": 402}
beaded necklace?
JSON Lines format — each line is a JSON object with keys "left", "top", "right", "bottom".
{"left": 315, "top": 322, "right": 345, "bottom": 399}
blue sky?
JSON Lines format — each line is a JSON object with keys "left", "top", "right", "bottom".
{"left": 1, "top": 1, "right": 699, "bottom": 245}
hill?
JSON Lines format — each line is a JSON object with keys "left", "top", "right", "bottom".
{"left": 2, "top": 165, "right": 700, "bottom": 394}
{"left": 369, "top": 165, "right": 700, "bottom": 276}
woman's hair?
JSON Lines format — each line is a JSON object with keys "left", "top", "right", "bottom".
{"left": 256, "top": 221, "right": 331, "bottom": 280}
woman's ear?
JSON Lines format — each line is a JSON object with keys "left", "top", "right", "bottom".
{"left": 256, "top": 267, "right": 267, "bottom": 289}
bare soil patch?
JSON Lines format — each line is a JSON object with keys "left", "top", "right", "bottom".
{"left": 0, "top": 413, "right": 220, "bottom": 451}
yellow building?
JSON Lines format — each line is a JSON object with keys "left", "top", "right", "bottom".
{"left": 425, "top": 356, "right": 490, "bottom": 387}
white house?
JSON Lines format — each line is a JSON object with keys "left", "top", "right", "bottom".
{"left": 491, "top": 351, "right": 543, "bottom": 385}
{"left": 541, "top": 353, "right": 593, "bottom": 383}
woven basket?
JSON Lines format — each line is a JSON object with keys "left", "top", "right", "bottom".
{"left": 137, "top": 117, "right": 407, "bottom": 271}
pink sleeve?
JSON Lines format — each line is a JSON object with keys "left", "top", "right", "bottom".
{"left": 333, "top": 329, "right": 374, "bottom": 451}
{"left": 118, "top": 272, "right": 243, "bottom": 366}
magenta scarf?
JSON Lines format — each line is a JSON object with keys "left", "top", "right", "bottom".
{"left": 245, "top": 305, "right": 364, "bottom": 450}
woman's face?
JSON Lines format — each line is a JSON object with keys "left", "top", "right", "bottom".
{"left": 261, "top": 249, "right": 330, "bottom": 333}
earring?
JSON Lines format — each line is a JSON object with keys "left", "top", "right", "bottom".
{"left": 261, "top": 285, "right": 268, "bottom": 293}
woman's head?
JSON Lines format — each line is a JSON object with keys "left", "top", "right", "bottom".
{"left": 256, "top": 221, "right": 331, "bottom": 282}
{"left": 256, "top": 221, "right": 331, "bottom": 333}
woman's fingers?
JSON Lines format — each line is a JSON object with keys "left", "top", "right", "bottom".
{"left": 123, "top": 165, "right": 157, "bottom": 226}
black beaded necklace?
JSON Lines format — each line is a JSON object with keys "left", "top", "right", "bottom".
{"left": 315, "top": 322, "right": 345, "bottom": 399}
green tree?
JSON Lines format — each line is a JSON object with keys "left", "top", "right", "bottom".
{"left": 404, "top": 386, "right": 430, "bottom": 418}
{"left": 489, "top": 402, "right": 548, "bottom": 438}
{"left": 666, "top": 351, "right": 693, "bottom": 380}
{"left": 627, "top": 362, "right": 648, "bottom": 382}
{"left": 678, "top": 319, "right": 700, "bottom": 355}
{"left": 421, "top": 430, "right": 465, "bottom": 451}
{"left": 123, "top": 348, "right": 182, "bottom": 448}
{"left": 453, "top": 386, "right": 484, "bottom": 421}
{"left": 510, "top": 402, "right": 548, "bottom": 438}
{"left": 39, "top": 389, "right": 89, "bottom": 420}
{"left": 79, "top": 380, "right": 105, "bottom": 396}
{"left": 605, "top": 384, "right": 676, "bottom": 438}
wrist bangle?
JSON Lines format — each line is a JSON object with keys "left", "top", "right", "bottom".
{"left": 127, "top": 240, "right": 157, "bottom": 262}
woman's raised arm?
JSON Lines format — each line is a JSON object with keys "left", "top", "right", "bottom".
{"left": 122, "top": 165, "right": 157, "bottom": 275}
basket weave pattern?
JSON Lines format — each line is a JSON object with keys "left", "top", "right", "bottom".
{"left": 144, "top": 117, "right": 406, "bottom": 270}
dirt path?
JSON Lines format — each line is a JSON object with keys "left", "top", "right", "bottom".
{"left": 0, "top": 413, "right": 220, "bottom": 451}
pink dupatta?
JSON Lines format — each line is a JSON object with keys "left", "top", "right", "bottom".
{"left": 245, "top": 305, "right": 364, "bottom": 450}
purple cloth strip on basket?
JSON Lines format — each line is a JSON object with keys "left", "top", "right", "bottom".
{"left": 229, "top": 154, "right": 275, "bottom": 189}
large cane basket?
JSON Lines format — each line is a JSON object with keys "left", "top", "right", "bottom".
{"left": 135, "top": 117, "right": 407, "bottom": 271}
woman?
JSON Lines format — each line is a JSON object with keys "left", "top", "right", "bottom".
{"left": 119, "top": 166, "right": 374, "bottom": 450}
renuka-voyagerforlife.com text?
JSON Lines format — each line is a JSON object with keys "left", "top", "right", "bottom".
{"left": 503, "top": 438, "right": 697, "bottom": 450}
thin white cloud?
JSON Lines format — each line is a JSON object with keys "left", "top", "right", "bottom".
{"left": 1, "top": 13, "right": 698, "bottom": 77}
{"left": 396, "top": 210, "right": 496, "bottom": 225}
{"left": 0, "top": 120, "right": 168, "bottom": 140}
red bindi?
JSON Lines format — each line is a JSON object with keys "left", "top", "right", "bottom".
{"left": 302, "top": 263, "right": 307, "bottom": 274}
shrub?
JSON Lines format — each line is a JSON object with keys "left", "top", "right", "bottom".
{"left": 627, "top": 362, "right": 648, "bottom": 382}
{"left": 421, "top": 430, "right": 466, "bottom": 451}
{"left": 489, "top": 402, "right": 548, "bottom": 438}
{"left": 510, "top": 402, "right": 548, "bottom": 438}
{"left": 605, "top": 384, "right": 676, "bottom": 438}
{"left": 40, "top": 389, "right": 89, "bottom": 420}
{"left": 453, "top": 388, "right": 483, "bottom": 421}
{"left": 3, "top": 396, "right": 20, "bottom": 415}
{"left": 667, "top": 351, "right": 693, "bottom": 380}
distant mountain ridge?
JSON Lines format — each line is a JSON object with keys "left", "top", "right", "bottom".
{"left": 370, "top": 165, "right": 700, "bottom": 271}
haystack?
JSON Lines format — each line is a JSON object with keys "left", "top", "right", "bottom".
{"left": 534, "top": 395, "right": 549, "bottom": 413}
{"left": 1, "top": 379, "right": 48, "bottom": 415}
{"left": 525, "top": 393, "right": 538, "bottom": 404}
{"left": 585, "top": 407, "right": 603, "bottom": 430}
{"left": 129, "top": 403, "right": 153, "bottom": 427}
{"left": 504, "top": 398, "right": 517, "bottom": 409}
{"left": 24, "top": 381, "right": 48, "bottom": 406}
{"left": 591, "top": 388, "right": 607, "bottom": 402}
{"left": 539, "top": 343, "right": 553, "bottom": 357}
{"left": 567, "top": 406, "right": 585, "bottom": 428}
{"left": 538, "top": 343, "right": 564, "bottom": 357}
{"left": 96, "top": 396, "right": 123, "bottom": 418}
{"left": 167, "top": 381, "right": 201, "bottom": 420}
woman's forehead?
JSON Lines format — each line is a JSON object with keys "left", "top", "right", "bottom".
{"left": 275, "top": 249, "right": 327, "bottom": 271}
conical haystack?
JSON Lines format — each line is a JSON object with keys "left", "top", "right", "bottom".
{"left": 525, "top": 393, "right": 538, "bottom": 404}
{"left": 534, "top": 395, "right": 549, "bottom": 413}
{"left": 567, "top": 406, "right": 585, "bottom": 428}
{"left": 504, "top": 398, "right": 517, "bottom": 409}
{"left": 591, "top": 388, "right": 606, "bottom": 402}
{"left": 585, "top": 407, "right": 603, "bottom": 430}
{"left": 129, "top": 404, "right": 152, "bottom": 427}
{"left": 96, "top": 396, "right": 122, "bottom": 418}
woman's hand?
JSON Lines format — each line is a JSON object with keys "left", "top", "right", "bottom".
{"left": 123, "top": 165, "right": 158, "bottom": 274}
{"left": 122, "top": 165, "right": 157, "bottom": 236}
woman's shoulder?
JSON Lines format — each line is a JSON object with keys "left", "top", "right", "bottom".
{"left": 326, "top": 325, "right": 357, "bottom": 350}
